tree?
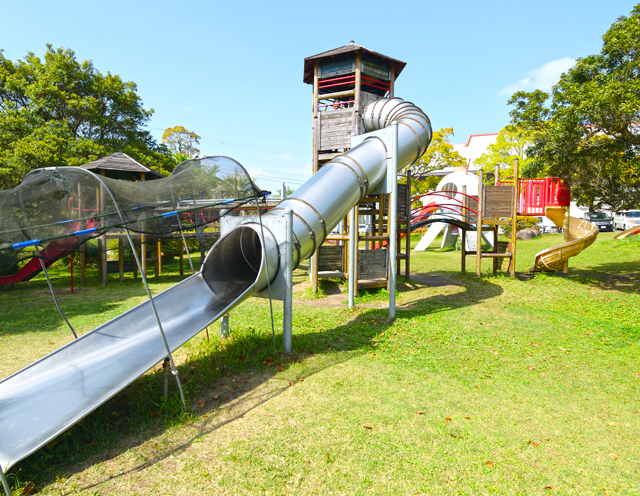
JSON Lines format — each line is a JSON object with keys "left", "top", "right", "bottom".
{"left": 221, "top": 169, "right": 256, "bottom": 198}
{"left": 0, "top": 45, "right": 173, "bottom": 189}
{"left": 404, "top": 127, "right": 466, "bottom": 195}
{"left": 508, "top": 4, "right": 640, "bottom": 210}
{"left": 273, "top": 186, "right": 295, "bottom": 198}
{"left": 162, "top": 126, "right": 201, "bottom": 160}
{"left": 474, "top": 125, "right": 535, "bottom": 183}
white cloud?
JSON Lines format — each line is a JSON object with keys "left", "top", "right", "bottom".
{"left": 498, "top": 57, "right": 576, "bottom": 96}
{"left": 181, "top": 105, "right": 193, "bottom": 112}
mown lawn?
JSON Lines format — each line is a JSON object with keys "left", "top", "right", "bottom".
{"left": 1, "top": 231, "right": 639, "bottom": 495}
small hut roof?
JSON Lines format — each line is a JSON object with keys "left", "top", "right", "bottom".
{"left": 303, "top": 42, "right": 406, "bottom": 84}
{"left": 79, "top": 152, "right": 164, "bottom": 179}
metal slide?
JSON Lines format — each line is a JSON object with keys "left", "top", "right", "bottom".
{"left": 533, "top": 207, "right": 599, "bottom": 271}
{"left": 0, "top": 98, "right": 431, "bottom": 477}
{"left": 0, "top": 224, "right": 278, "bottom": 472}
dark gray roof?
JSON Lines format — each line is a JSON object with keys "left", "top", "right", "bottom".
{"left": 303, "top": 42, "right": 407, "bottom": 84}
{"left": 79, "top": 152, "right": 164, "bottom": 179}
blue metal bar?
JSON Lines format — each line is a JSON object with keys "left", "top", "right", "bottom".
{"left": 73, "top": 228, "right": 97, "bottom": 236}
{"left": 12, "top": 239, "right": 41, "bottom": 249}
{"left": 162, "top": 211, "right": 178, "bottom": 218}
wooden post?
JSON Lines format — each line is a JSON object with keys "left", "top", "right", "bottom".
{"left": 179, "top": 237, "right": 184, "bottom": 276}
{"left": 79, "top": 243, "right": 86, "bottom": 285}
{"left": 405, "top": 170, "right": 411, "bottom": 280}
{"left": 118, "top": 239, "right": 124, "bottom": 282}
{"left": 562, "top": 207, "right": 570, "bottom": 276}
{"left": 154, "top": 241, "right": 159, "bottom": 282}
{"left": 493, "top": 226, "right": 499, "bottom": 276}
{"left": 157, "top": 239, "right": 162, "bottom": 274}
{"left": 141, "top": 234, "right": 147, "bottom": 277}
{"left": 100, "top": 171, "right": 107, "bottom": 287}
{"left": 461, "top": 185, "right": 467, "bottom": 273}
{"left": 510, "top": 158, "right": 519, "bottom": 279}
{"left": 476, "top": 169, "right": 484, "bottom": 278}
{"left": 354, "top": 51, "right": 362, "bottom": 114}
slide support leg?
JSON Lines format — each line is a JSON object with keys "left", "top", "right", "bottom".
{"left": 0, "top": 464, "right": 12, "bottom": 496}
{"left": 283, "top": 208, "right": 294, "bottom": 354}
{"left": 388, "top": 122, "right": 398, "bottom": 319}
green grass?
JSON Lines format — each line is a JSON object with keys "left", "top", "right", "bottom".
{"left": 1, "top": 232, "right": 639, "bottom": 494}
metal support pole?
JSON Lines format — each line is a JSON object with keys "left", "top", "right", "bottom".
{"left": 0, "top": 465, "right": 12, "bottom": 496}
{"left": 35, "top": 246, "right": 78, "bottom": 339}
{"left": 124, "top": 228, "right": 187, "bottom": 411}
{"left": 281, "top": 181, "right": 287, "bottom": 199}
{"left": 283, "top": 208, "right": 294, "bottom": 353}
{"left": 220, "top": 314, "right": 230, "bottom": 338}
{"left": 348, "top": 206, "right": 357, "bottom": 309}
{"left": 388, "top": 122, "right": 398, "bottom": 319}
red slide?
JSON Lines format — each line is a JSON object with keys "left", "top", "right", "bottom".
{"left": 0, "top": 219, "right": 97, "bottom": 286}
{"left": 0, "top": 237, "right": 77, "bottom": 286}
{"left": 377, "top": 204, "right": 438, "bottom": 248}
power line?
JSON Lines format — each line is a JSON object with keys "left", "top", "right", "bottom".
{"left": 149, "top": 126, "right": 310, "bottom": 157}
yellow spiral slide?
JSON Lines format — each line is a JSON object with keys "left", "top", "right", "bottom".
{"left": 533, "top": 207, "right": 599, "bottom": 272}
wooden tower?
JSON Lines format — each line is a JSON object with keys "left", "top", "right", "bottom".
{"left": 303, "top": 43, "right": 412, "bottom": 293}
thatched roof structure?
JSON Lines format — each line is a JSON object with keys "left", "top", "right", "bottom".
{"left": 79, "top": 152, "right": 164, "bottom": 180}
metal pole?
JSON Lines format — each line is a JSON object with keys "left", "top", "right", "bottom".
{"left": 283, "top": 208, "right": 293, "bottom": 353}
{"left": 124, "top": 227, "right": 187, "bottom": 411}
{"left": 35, "top": 247, "right": 78, "bottom": 339}
{"left": 348, "top": 206, "right": 356, "bottom": 309}
{"left": 220, "top": 314, "right": 230, "bottom": 338}
{"left": 17, "top": 185, "right": 77, "bottom": 340}
{"left": 281, "top": 182, "right": 287, "bottom": 199}
{"left": 388, "top": 122, "right": 398, "bottom": 319}
{"left": 0, "top": 464, "right": 12, "bottom": 496}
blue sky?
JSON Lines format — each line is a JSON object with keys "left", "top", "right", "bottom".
{"left": 2, "top": 0, "right": 637, "bottom": 191}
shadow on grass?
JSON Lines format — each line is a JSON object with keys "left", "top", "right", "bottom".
{"left": 566, "top": 261, "right": 640, "bottom": 294}
{"left": 10, "top": 272, "right": 503, "bottom": 494}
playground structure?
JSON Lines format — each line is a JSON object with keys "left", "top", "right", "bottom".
{"left": 305, "top": 43, "right": 414, "bottom": 294}
{"left": 0, "top": 94, "right": 432, "bottom": 493}
{"left": 614, "top": 224, "right": 640, "bottom": 239}
{"left": 411, "top": 166, "right": 599, "bottom": 276}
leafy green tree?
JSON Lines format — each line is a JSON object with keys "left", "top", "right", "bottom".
{"left": 273, "top": 186, "right": 295, "bottom": 198}
{"left": 508, "top": 4, "right": 640, "bottom": 210}
{"left": 474, "top": 125, "right": 534, "bottom": 183}
{"left": 162, "top": 126, "right": 201, "bottom": 160}
{"left": 221, "top": 169, "right": 256, "bottom": 198}
{"left": 0, "top": 45, "right": 172, "bottom": 189}
{"left": 404, "top": 127, "right": 466, "bottom": 196}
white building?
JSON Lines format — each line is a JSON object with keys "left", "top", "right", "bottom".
{"left": 427, "top": 132, "right": 498, "bottom": 176}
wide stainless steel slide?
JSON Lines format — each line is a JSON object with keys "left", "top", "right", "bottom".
{"left": 0, "top": 98, "right": 431, "bottom": 475}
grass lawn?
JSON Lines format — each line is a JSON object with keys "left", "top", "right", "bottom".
{"left": 1, "top": 231, "right": 639, "bottom": 495}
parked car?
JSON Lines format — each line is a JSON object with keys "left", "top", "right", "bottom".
{"left": 583, "top": 212, "right": 613, "bottom": 232}
{"left": 613, "top": 210, "right": 640, "bottom": 230}
{"left": 535, "top": 216, "right": 560, "bottom": 233}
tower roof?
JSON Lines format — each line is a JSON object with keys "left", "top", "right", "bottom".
{"left": 79, "top": 152, "right": 164, "bottom": 180}
{"left": 303, "top": 42, "right": 406, "bottom": 84}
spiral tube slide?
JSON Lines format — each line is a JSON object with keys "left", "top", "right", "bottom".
{"left": 0, "top": 98, "right": 431, "bottom": 475}
{"left": 262, "top": 98, "right": 431, "bottom": 269}
{"left": 533, "top": 207, "right": 599, "bottom": 271}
